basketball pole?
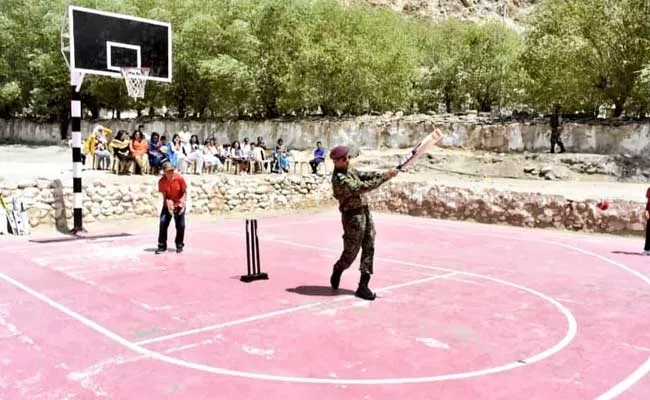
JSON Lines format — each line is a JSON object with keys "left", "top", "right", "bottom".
{"left": 70, "top": 69, "right": 85, "bottom": 235}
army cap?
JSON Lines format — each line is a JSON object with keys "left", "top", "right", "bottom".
{"left": 329, "top": 145, "right": 350, "bottom": 160}
{"left": 330, "top": 145, "right": 361, "bottom": 160}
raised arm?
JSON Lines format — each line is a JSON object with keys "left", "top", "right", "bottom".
{"left": 333, "top": 169, "right": 397, "bottom": 199}
{"left": 356, "top": 170, "right": 387, "bottom": 181}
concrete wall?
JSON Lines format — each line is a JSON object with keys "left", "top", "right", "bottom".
{"left": 3, "top": 115, "right": 650, "bottom": 155}
{"left": 0, "top": 119, "right": 62, "bottom": 144}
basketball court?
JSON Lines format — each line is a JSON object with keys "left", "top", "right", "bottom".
{"left": 0, "top": 5, "right": 643, "bottom": 399}
{"left": 0, "top": 211, "right": 648, "bottom": 399}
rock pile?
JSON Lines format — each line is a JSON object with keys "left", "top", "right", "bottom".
{"left": 0, "top": 174, "right": 336, "bottom": 229}
{"left": 366, "top": 181, "right": 646, "bottom": 236}
{"left": 0, "top": 175, "right": 645, "bottom": 236}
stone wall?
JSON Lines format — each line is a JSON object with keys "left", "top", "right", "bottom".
{"left": 0, "top": 174, "right": 645, "bottom": 236}
{"left": 0, "top": 174, "right": 336, "bottom": 231}
{"left": 365, "top": 182, "right": 646, "bottom": 236}
{"left": 4, "top": 114, "right": 650, "bottom": 156}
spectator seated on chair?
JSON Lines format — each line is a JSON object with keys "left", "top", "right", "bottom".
{"left": 206, "top": 137, "right": 226, "bottom": 166}
{"left": 82, "top": 125, "right": 112, "bottom": 170}
{"left": 137, "top": 124, "right": 148, "bottom": 141}
{"left": 148, "top": 132, "right": 169, "bottom": 173}
{"left": 169, "top": 134, "right": 186, "bottom": 172}
{"left": 201, "top": 138, "right": 222, "bottom": 173}
{"left": 250, "top": 142, "right": 266, "bottom": 173}
{"left": 230, "top": 140, "right": 249, "bottom": 174}
{"left": 183, "top": 134, "right": 204, "bottom": 174}
{"left": 130, "top": 130, "right": 149, "bottom": 174}
{"left": 309, "top": 141, "right": 327, "bottom": 173}
{"left": 178, "top": 125, "right": 191, "bottom": 144}
{"left": 255, "top": 136, "right": 266, "bottom": 150}
{"left": 212, "top": 139, "right": 228, "bottom": 164}
{"left": 111, "top": 130, "right": 134, "bottom": 175}
{"left": 242, "top": 137, "right": 251, "bottom": 154}
{"left": 81, "top": 129, "right": 97, "bottom": 168}
{"left": 160, "top": 135, "right": 172, "bottom": 156}
{"left": 273, "top": 138, "right": 290, "bottom": 173}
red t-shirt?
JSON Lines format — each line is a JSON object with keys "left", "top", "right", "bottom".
{"left": 158, "top": 173, "right": 187, "bottom": 206}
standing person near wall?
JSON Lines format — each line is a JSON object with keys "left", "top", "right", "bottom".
{"left": 550, "top": 103, "right": 566, "bottom": 153}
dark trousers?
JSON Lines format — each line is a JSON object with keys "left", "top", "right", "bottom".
{"left": 309, "top": 158, "right": 324, "bottom": 173}
{"left": 644, "top": 219, "right": 650, "bottom": 251}
{"left": 334, "top": 207, "right": 375, "bottom": 275}
{"left": 551, "top": 130, "right": 565, "bottom": 153}
{"left": 158, "top": 206, "right": 185, "bottom": 250}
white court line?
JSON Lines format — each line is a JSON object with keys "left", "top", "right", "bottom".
{"left": 216, "top": 230, "right": 458, "bottom": 274}
{"left": 444, "top": 277, "right": 482, "bottom": 286}
{"left": 596, "top": 359, "right": 650, "bottom": 400}
{"left": 379, "top": 218, "right": 650, "bottom": 286}
{"left": 0, "top": 262, "right": 577, "bottom": 385}
{"left": 134, "top": 272, "right": 458, "bottom": 346}
{"left": 217, "top": 219, "right": 648, "bottom": 393}
{"left": 365, "top": 216, "right": 650, "bottom": 396}
{"left": 0, "top": 214, "right": 645, "bottom": 390}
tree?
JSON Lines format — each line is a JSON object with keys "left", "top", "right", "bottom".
{"left": 521, "top": 0, "right": 650, "bottom": 116}
{"left": 460, "top": 19, "right": 524, "bottom": 112}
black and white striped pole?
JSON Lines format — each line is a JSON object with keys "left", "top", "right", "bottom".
{"left": 70, "top": 70, "right": 85, "bottom": 234}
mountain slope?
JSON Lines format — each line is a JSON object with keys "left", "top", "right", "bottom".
{"left": 359, "top": 0, "right": 538, "bottom": 26}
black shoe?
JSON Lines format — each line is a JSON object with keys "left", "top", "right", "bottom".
{"left": 176, "top": 247, "right": 183, "bottom": 253}
{"left": 355, "top": 273, "right": 376, "bottom": 301}
{"left": 355, "top": 285, "right": 376, "bottom": 301}
{"left": 330, "top": 268, "right": 343, "bottom": 290}
{"left": 155, "top": 247, "right": 166, "bottom": 254}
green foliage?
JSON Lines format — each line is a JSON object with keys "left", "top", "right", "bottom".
{"left": 3, "top": 0, "right": 650, "bottom": 125}
{"left": 521, "top": 0, "right": 650, "bottom": 116}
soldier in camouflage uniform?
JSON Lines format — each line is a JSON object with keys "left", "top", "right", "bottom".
{"left": 328, "top": 145, "right": 399, "bottom": 300}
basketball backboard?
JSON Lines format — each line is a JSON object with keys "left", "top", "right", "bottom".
{"left": 62, "top": 5, "right": 172, "bottom": 83}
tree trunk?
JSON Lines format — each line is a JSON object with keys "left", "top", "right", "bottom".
{"left": 265, "top": 102, "right": 278, "bottom": 118}
{"left": 59, "top": 108, "right": 69, "bottom": 140}
{"left": 478, "top": 98, "right": 492, "bottom": 112}
{"left": 613, "top": 99, "right": 625, "bottom": 117}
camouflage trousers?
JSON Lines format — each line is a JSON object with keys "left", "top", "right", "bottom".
{"left": 333, "top": 207, "right": 375, "bottom": 274}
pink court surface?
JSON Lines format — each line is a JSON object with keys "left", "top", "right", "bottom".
{"left": 0, "top": 210, "right": 649, "bottom": 399}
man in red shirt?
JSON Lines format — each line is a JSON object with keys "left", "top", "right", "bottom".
{"left": 156, "top": 162, "right": 187, "bottom": 254}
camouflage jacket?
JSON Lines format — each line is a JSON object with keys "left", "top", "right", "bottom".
{"left": 331, "top": 167, "right": 390, "bottom": 212}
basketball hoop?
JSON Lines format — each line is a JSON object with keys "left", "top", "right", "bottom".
{"left": 121, "top": 67, "right": 150, "bottom": 99}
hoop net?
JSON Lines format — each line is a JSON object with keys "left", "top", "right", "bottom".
{"left": 121, "top": 67, "right": 150, "bottom": 99}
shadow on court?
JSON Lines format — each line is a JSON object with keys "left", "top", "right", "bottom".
{"left": 286, "top": 285, "right": 355, "bottom": 296}
{"left": 611, "top": 250, "right": 646, "bottom": 256}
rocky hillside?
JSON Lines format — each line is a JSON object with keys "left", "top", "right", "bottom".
{"left": 360, "top": 0, "right": 538, "bottom": 26}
